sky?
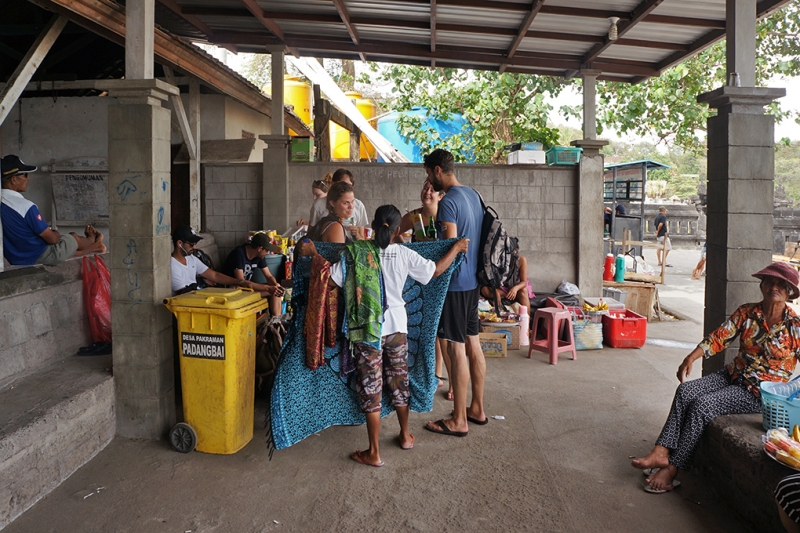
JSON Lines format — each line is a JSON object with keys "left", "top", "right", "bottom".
{"left": 209, "top": 47, "right": 800, "bottom": 146}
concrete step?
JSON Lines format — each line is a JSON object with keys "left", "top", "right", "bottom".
{"left": 0, "top": 355, "right": 115, "bottom": 530}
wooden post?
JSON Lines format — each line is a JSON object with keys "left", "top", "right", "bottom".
{"left": 313, "top": 84, "right": 331, "bottom": 162}
{"left": 349, "top": 127, "right": 361, "bottom": 162}
{"left": 189, "top": 78, "right": 201, "bottom": 230}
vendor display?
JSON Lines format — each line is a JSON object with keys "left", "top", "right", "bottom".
{"left": 764, "top": 427, "right": 800, "bottom": 471}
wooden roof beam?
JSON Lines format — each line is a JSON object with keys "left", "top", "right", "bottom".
{"left": 499, "top": 0, "right": 543, "bottom": 74}
{"left": 331, "top": 0, "right": 366, "bottom": 61}
{"left": 239, "top": 0, "right": 299, "bottom": 56}
{"left": 430, "top": 0, "right": 436, "bottom": 67}
{"left": 156, "top": 0, "right": 237, "bottom": 53}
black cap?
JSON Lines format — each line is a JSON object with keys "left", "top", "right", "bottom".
{"left": 250, "top": 233, "right": 281, "bottom": 253}
{"left": 172, "top": 225, "right": 203, "bottom": 244}
{"left": 1, "top": 155, "right": 37, "bottom": 177}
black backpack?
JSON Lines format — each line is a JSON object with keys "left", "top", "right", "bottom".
{"left": 473, "top": 189, "right": 520, "bottom": 310}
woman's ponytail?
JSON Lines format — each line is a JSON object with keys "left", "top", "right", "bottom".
{"left": 372, "top": 204, "right": 401, "bottom": 249}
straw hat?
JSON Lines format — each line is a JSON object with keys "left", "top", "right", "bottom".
{"left": 752, "top": 262, "right": 800, "bottom": 299}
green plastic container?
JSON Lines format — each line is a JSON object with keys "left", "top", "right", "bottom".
{"left": 546, "top": 147, "right": 582, "bottom": 165}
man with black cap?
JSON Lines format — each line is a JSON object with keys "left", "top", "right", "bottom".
{"left": 171, "top": 226, "right": 283, "bottom": 316}
{"left": 1, "top": 154, "right": 106, "bottom": 265}
{"left": 222, "top": 232, "right": 284, "bottom": 316}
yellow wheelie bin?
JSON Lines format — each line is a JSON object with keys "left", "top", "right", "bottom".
{"left": 164, "top": 287, "right": 268, "bottom": 454}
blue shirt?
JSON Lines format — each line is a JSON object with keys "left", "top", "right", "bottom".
{"left": 1, "top": 189, "right": 49, "bottom": 265}
{"left": 437, "top": 186, "right": 482, "bottom": 292}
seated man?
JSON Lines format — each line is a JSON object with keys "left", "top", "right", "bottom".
{"left": 171, "top": 226, "right": 284, "bottom": 317}
{"left": 1, "top": 155, "right": 105, "bottom": 266}
{"left": 222, "top": 233, "right": 284, "bottom": 316}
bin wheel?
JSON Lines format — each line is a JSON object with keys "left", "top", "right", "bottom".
{"left": 170, "top": 423, "right": 197, "bottom": 453}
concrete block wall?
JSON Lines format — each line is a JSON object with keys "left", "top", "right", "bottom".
{"left": 203, "top": 164, "right": 263, "bottom": 260}
{"left": 204, "top": 162, "right": 579, "bottom": 292}
{"left": 0, "top": 261, "right": 91, "bottom": 389}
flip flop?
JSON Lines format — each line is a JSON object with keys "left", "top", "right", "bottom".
{"left": 424, "top": 419, "right": 467, "bottom": 438}
{"left": 643, "top": 480, "right": 681, "bottom": 494}
{"left": 642, "top": 468, "right": 660, "bottom": 476}
{"left": 400, "top": 435, "right": 415, "bottom": 450}
{"left": 467, "top": 415, "right": 489, "bottom": 426}
{"left": 351, "top": 450, "right": 384, "bottom": 467}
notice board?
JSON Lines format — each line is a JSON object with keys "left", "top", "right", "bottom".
{"left": 50, "top": 157, "right": 109, "bottom": 227}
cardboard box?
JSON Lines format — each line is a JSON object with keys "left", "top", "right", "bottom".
{"left": 481, "top": 322, "right": 520, "bottom": 350}
{"left": 291, "top": 137, "right": 314, "bottom": 162}
{"left": 480, "top": 332, "right": 507, "bottom": 358}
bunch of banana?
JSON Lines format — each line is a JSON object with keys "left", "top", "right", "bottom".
{"left": 583, "top": 301, "right": 609, "bottom": 313}
{"left": 792, "top": 424, "right": 800, "bottom": 442}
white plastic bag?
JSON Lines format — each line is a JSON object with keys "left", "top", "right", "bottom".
{"left": 557, "top": 280, "right": 580, "bottom": 295}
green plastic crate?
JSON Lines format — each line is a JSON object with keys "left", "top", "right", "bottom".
{"left": 291, "top": 137, "right": 314, "bottom": 162}
{"left": 546, "top": 147, "right": 582, "bottom": 165}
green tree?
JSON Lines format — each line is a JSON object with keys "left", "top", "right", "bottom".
{"left": 596, "top": 2, "right": 800, "bottom": 154}
{"left": 377, "top": 66, "right": 568, "bottom": 164}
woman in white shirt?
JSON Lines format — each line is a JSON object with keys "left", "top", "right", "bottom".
{"left": 301, "top": 205, "right": 468, "bottom": 466}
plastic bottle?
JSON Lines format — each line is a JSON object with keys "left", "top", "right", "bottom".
{"left": 603, "top": 253, "right": 614, "bottom": 281}
{"left": 614, "top": 254, "right": 625, "bottom": 283}
{"left": 518, "top": 306, "right": 530, "bottom": 347}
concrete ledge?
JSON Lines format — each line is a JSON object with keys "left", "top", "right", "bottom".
{"left": 0, "top": 355, "right": 115, "bottom": 530}
{"left": 694, "top": 413, "right": 787, "bottom": 533}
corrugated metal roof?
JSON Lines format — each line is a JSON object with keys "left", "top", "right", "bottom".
{"left": 149, "top": 0, "right": 793, "bottom": 83}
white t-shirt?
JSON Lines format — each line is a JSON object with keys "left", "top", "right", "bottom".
{"left": 331, "top": 244, "right": 435, "bottom": 335}
{"left": 309, "top": 196, "right": 369, "bottom": 228}
{"left": 171, "top": 254, "right": 209, "bottom": 294}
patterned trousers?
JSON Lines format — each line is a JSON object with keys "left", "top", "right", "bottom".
{"left": 655, "top": 369, "right": 761, "bottom": 470}
{"left": 354, "top": 333, "right": 409, "bottom": 413}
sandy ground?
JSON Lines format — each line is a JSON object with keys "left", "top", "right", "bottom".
{"left": 5, "top": 311, "right": 756, "bottom": 533}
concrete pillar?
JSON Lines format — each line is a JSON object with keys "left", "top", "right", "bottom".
{"left": 189, "top": 78, "right": 201, "bottom": 230}
{"left": 697, "top": 86, "right": 784, "bottom": 373}
{"left": 269, "top": 48, "right": 285, "bottom": 136}
{"left": 727, "top": 0, "right": 756, "bottom": 87}
{"left": 580, "top": 69, "right": 601, "bottom": 140}
{"left": 106, "top": 79, "right": 179, "bottom": 439}
{"left": 260, "top": 46, "right": 290, "bottom": 231}
{"left": 571, "top": 138, "right": 609, "bottom": 297}
{"left": 125, "top": 0, "right": 154, "bottom": 80}
{"left": 259, "top": 135, "right": 291, "bottom": 231}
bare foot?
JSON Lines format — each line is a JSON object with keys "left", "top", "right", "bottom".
{"left": 646, "top": 464, "right": 678, "bottom": 491}
{"left": 631, "top": 445, "right": 670, "bottom": 470}
{"left": 90, "top": 242, "right": 107, "bottom": 254}
{"left": 444, "top": 390, "right": 454, "bottom": 401}
{"left": 351, "top": 449, "right": 383, "bottom": 467}
{"left": 399, "top": 434, "right": 415, "bottom": 450}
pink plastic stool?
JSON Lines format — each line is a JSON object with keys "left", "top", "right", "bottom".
{"left": 527, "top": 308, "right": 577, "bottom": 365}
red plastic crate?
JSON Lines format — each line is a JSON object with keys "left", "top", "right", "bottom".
{"left": 602, "top": 309, "right": 646, "bottom": 348}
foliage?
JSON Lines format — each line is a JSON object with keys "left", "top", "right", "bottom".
{"left": 377, "top": 65, "right": 567, "bottom": 164}
{"left": 596, "top": 2, "right": 800, "bottom": 154}
{"left": 776, "top": 141, "right": 800, "bottom": 205}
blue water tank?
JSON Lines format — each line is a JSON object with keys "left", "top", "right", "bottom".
{"left": 376, "top": 107, "right": 474, "bottom": 163}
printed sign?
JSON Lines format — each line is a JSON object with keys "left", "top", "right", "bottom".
{"left": 182, "top": 333, "right": 226, "bottom": 360}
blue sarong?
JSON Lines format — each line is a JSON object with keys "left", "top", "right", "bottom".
{"left": 270, "top": 240, "right": 462, "bottom": 450}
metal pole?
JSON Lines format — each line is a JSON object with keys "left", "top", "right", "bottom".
{"left": 641, "top": 162, "right": 648, "bottom": 241}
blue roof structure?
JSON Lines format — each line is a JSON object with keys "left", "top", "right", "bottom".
{"left": 604, "top": 159, "right": 671, "bottom": 171}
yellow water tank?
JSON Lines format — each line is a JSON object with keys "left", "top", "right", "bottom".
{"left": 329, "top": 91, "right": 377, "bottom": 160}
{"left": 265, "top": 75, "right": 312, "bottom": 136}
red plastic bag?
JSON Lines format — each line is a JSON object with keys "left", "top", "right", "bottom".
{"left": 82, "top": 255, "right": 112, "bottom": 343}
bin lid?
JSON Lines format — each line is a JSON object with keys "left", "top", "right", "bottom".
{"left": 164, "top": 287, "right": 263, "bottom": 310}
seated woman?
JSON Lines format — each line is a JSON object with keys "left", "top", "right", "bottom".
{"left": 394, "top": 180, "right": 444, "bottom": 243}
{"left": 479, "top": 250, "right": 533, "bottom": 317}
{"left": 306, "top": 181, "right": 356, "bottom": 244}
{"left": 632, "top": 262, "right": 800, "bottom": 493}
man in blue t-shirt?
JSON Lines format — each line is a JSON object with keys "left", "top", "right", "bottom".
{"left": 422, "top": 149, "right": 487, "bottom": 438}
{"left": 1, "top": 155, "right": 105, "bottom": 266}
